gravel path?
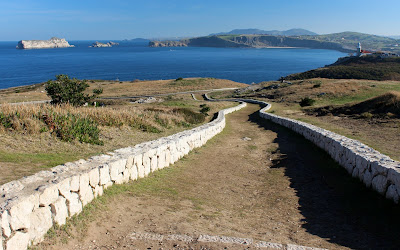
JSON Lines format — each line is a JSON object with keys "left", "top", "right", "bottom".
{"left": 41, "top": 104, "right": 400, "bottom": 249}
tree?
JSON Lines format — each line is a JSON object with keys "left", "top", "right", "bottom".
{"left": 45, "top": 75, "right": 103, "bottom": 106}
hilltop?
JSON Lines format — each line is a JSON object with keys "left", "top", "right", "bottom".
{"left": 283, "top": 56, "right": 400, "bottom": 81}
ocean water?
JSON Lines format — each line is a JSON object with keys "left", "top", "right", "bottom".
{"left": 0, "top": 41, "right": 346, "bottom": 89}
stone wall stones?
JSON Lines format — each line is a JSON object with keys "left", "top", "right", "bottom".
{"left": 0, "top": 102, "right": 246, "bottom": 249}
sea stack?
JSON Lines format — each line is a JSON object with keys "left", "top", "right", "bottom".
{"left": 16, "top": 37, "right": 74, "bottom": 49}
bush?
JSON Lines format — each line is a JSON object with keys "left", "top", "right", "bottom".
{"left": 199, "top": 104, "right": 210, "bottom": 116}
{"left": 313, "top": 82, "right": 322, "bottom": 88}
{"left": 175, "top": 77, "right": 183, "bottom": 81}
{"left": 300, "top": 97, "right": 316, "bottom": 107}
{"left": 173, "top": 108, "right": 205, "bottom": 124}
{"left": 45, "top": 74, "right": 103, "bottom": 106}
{"left": 42, "top": 111, "right": 103, "bottom": 145}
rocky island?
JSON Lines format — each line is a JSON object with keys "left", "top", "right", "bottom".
{"left": 149, "top": 40, "right": 187, "bottom": 47}
{"left": 16, "top": 37, "right": 74, "bottom": 49}
{"left": 90, "top": 41, "right": 119, "bottom": 47}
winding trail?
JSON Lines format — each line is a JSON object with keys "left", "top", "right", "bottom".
{"left": 44, "top": 104, "right": 400, "bottom": 249}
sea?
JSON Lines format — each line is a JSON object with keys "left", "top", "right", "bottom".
{"left": 0, "top": 40, "right": 346, "bottom": 90}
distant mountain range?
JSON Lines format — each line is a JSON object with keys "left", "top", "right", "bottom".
{"left": 210, "top": 28, "right": 318, "bottom": 36}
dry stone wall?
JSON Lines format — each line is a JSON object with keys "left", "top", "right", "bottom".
{"left": 258, "top": 104, "right": 400, "bottom": 203}
{"left": 0, "top": 102, "right": 246, "bottom": 250}
{"left": 205, "top": 93, "right": 400, "bottom": 204}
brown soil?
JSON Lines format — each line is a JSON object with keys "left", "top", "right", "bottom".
{"left": 40, "top": 104, "right": 400, "bottom": 249}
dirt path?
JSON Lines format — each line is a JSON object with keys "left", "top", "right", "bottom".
{"left": 42, "top": 104, "right": 400, "bottom": 249}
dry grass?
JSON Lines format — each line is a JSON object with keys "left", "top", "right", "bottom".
{"left": 0, "top": 97, "right": 235, "bottom": 185}
{"left": 0, "top": 78, "right": 246, "bottom": 104}
{"left": 92, "top": 78, "right": 246, "bottom": 98}
{"left": 0, "top": 103, "right": 189, "bottom": 135}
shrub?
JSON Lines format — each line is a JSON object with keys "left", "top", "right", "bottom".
{"left": 199, "top": 104, "right": 210, "bottom": 116}
{"left": 300, "top": 97, "right": 316, "bottom": 107}
{"left": 313, "top": 82, "right": 322, "bottom": 88}
{"left": 42, "top": 111, "right": 103, "bottom": 145}
{"left": 176, "top": 77, "right": 183, "bottom": 81}
{"left": 45, "top": 74, "right": 103, "bottom": 106}
{"left": 173, "top": 108, "right": 205, "bottom": 124}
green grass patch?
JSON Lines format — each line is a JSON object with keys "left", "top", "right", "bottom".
{"left": 0, "top": 151, "right": 78, "bottom": 169}
{"left": 247, "top": 145, "right": 258, "bottom": 150}
{"left": 161, "top": 100, "right": 189, "bottom": 107}
{"left": 169, "top": 78, "right": 206, "bottom": 86}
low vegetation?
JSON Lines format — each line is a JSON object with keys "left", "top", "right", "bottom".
{"left": 0, "top": 103, "right": 208, "bottom": 145}
{"left": 284, "top": 56, "right": 400, "bottom": 81}
{"left": 0, "top": 77, "right": 247, "bottom": 104}
{"left": 0, "top": 87, "right": 235, "bottom": 185}
{"left": 46, "top": 74, "right": 103, "bottom": 106}
{"left": 299, "top": 97, "right": 316, "bottom": 107}
{"left": 308, "top": 91, "right": 400, "bottom": 118}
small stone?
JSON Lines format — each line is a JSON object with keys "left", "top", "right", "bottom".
{"left": 51, "top": 197, "right": 68, "bottom": 226}
{"left": 29, "top": 206, "right": 53, "bottom": 244}
{"left": 6, "top": 232, "right": 29, "bottom": 250}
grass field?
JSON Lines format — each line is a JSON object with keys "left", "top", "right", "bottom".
{"left": 0, "top": 78, "right": 242, "bottom": 185}
{"left": 0, "top": 77, "right": 246, "bottom": 103}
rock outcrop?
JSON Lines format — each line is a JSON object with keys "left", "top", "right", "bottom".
{"left": 90, "top": 41, "right": 119, "bottom": 47}
{"left": 149, "top": 41, "right": 188, "bottom": 47}
{"left": 16, "top": 37, "right": 74, "bottom": 49}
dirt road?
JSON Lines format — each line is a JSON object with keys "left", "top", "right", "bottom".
{"left": 42, "top": 104, "right": 400, "bottom": 249}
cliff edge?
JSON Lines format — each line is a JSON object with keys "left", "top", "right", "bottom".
{"left": 16, "top": 37, "right": 74, "bottom": 49}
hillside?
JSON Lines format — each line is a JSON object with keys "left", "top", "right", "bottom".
{"left": 149, "top": 32, "right": 400, "bottom": 53}
{"left": 211, "top": 28, "right": 317, "bottom": 36}
{"left": 151, "top": 34, "right": 349, "bottom": 51}
{"left": 283, "top": 56, "right": 400, "bottom": 81}
{"left": 300, "top": 32, "right": 399, "bottom": 52}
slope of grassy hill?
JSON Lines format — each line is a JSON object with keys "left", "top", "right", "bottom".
{"left": 283, "top": 56, "right": 400, "bottom": 81}
{"left": 301, "top": 32, "right": 399, "bottom": 52}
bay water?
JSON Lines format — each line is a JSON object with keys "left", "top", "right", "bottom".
{"left": 0, "top": 40, "right": 345, "bottom": 89}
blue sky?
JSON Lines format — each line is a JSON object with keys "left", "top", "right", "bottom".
{"left": 0, "top": 0, "right": 399, "bottom": 41}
